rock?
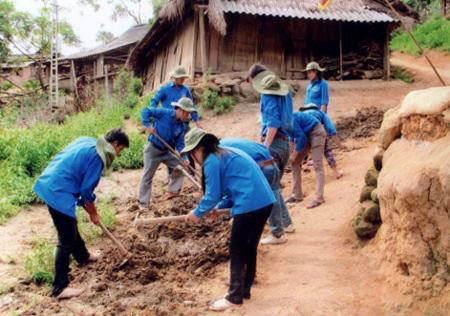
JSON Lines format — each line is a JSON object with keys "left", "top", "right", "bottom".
{"left": 231, "top": 84, "right": 240, "bottom": 96}
{"left": 371, "top": 188, "right": 379, "bottom": 203}
{"left": 364, "top": 168, "right": 379, "bottom": 187}
{"left": 373, "top": 146, "right": 385, "bottom": 171}
{"left": 360, "top": 185, "right": 376, "bottom": 203}
{"left": 205, "top": 82, "right": 220, "bottom": 92}
{"left": 239, "top": 82, "right": 259, "bottom": 103}
{"left": 401, "top": 114, "right": 449, "bottom": 142}
{"left": 221, "top": 86, "right": 232, "bottom": 95}
{"left": 362, "top": 201, "right": 381, "bottom": 224}
{"left": 378, "top": 106, "right": 402, "bottom": 150}
{"left": 398, "top": 86, "right": 450, "bottom": 117}
{"left": 352, "top": 215, "right": 380, "bottom": 239}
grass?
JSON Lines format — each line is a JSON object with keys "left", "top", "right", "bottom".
{"left": 24, "top": 197, "right": 117, "bottom": 285}
{"left": 392, "top": 66, "right": 415, "bottom": 83}
{"left": 390, "top": 17, "right": 450, "bottom": 56}
{"left": 0, "top": 73, "right": 147, "bottom": 224}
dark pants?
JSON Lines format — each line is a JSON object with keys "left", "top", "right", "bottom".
{"left": 226, "top": 204, "right": 272, "bottom": 304}
{"left": 48, "top": 206, "right": 90, "bottom": 297}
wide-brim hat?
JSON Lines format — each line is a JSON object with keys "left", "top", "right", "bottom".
{"left": 181, "top": 128, "right": 210, "bottom": 155}
{"left": 303, "top": 62, "right": 325, "bottom": 72}
{"left": 96, "top": 136, "right": 116, "bottom": 176}
{"left": 171, "top": 97, "right": 195, "bottom": 112}
{"left": 172, "top": 66, "right": 189, "bottom": 79}
{"left": 251, "top": 71, "right": 289, "bottom": 96}
{"left": 299, "top": 103, "right": 319, "bottom": 111}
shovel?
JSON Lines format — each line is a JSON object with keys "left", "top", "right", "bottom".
{"left": 99, "top": 222, "right": 132, "bottom": 267}
{"left": 133, "top": 209, "right": 229, "bottom": 228}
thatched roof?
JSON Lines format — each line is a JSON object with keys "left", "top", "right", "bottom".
{"left": 128, "top": 0, "right": 401, "bottom": 72}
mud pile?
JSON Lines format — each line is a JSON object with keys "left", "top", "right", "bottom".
{"left": 15, "top": 192, "right": 232, "bottom": 315}
{"left": 336, "top": 107, "right": 385, "bottom": 139}
{"left": 359, "top": 86, "right": 450, "bottom": 312}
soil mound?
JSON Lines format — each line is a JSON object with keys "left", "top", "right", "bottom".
{"left": 336, "top": 107, "right": 385, "bottom": 139}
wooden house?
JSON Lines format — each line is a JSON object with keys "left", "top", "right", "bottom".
{"left": 128, "top": 0, "right": 400, "bottom": 92}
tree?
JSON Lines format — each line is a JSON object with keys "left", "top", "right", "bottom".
{"left": 79, "top": 0, "right": 151, "bottom": 25}
{"left": 0, "top": 0, "right": 80, "bottom": 89}
{"left": 96, "top": 31, "right": 115, "bottom": 44}
{"left": 149, "top": 0, "right": 165, "bottom": 24}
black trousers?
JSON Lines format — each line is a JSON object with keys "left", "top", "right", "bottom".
{"left": 226, "top": 204, "right": 272, "bottom": 304}
{"left": 48, "top": 206, "right": 90, "bottom": 297}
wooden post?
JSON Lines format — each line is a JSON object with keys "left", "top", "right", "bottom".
{"left": 339, "top": 22, "right": 343, "bottom": 80}
{"left": 198, "top": 6, "right": 208, "bottom": 75}
{"left": 191, "top": 7, "right": 199, "bottom": 78}
{"left": 383, "top": 25, "right": 391, "bottom": 81}
{"left": 105, "top": 64, "right": 110, "bottom": 97}
{"left": 93, "top": 61, "right": 97, "bottom": 102}
{"left": 70, "top": 60, "right": 81, "bottom": 111}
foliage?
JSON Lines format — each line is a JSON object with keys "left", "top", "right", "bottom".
{"left": 24, "top": 238, "right": 54, "bottom": 285}
{"left": 392, "top": 66, "right": 415, "bottom": 83}
{"left": 401, "top": 0, "right": 442, "bottom": 19}
{"left": 78, "top": 0, "right": 152, "bottom": 25}
{"left": 390, "top": 17, "right": 450, "bottom": 56}
{"left": 0, "top": 80, "right": 13, "bottom": 91}
{"left": 201, "top": 88, "right": 238, "bottom": 115}
{"left": 96, "top": 30, "right": 114, "bottom": 44}
{"left": 23, "top": 79, "right": 40, "bottom": 91}
{"left": 150, "top": 0, "right": 165, "bottom": 24}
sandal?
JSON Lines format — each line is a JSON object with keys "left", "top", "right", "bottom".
{"left": 286, "top": 196, "right": 303, "bottom": 204}
{"left": 306, "top": 199, "right": 325, "bottom": 209}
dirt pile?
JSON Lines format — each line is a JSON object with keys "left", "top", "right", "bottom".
{"left": 10, "top": 191, "right": 232, "bottom": 315}
{"left": 360, "top": 86, "right": 450, "bottom": 311}
{"left": 335, "top": 107, "right": 385, "bottom": 139}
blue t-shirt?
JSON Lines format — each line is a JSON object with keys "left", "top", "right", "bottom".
{"left": 291, "top": 112, "right": 320, "bottom": 152}
{"left": 303, "top": 109, "right": 337, "bottom": 136}
{"left": 219, "top": 138, "right": 271, "bottom": 163}
{"left": 151, "top": 82, "right": 198, "bottom": 121}
{"left": 33, "top": 137, "right": 103, "bottom": 218}
{"left": 193, "top": 149, "right": 275, "bottom": 218}
{"left": 304, "top": 80, "right": 329, "bottom": 111}
{"left": 141, "top": 107, "right": 187, "bottom": 152}
{"left": 260, "top": 91, "right": 293, "bottom": 138}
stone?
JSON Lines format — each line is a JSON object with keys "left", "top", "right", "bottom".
{"left": 352, "top": 215, "right": 380, "bottom": 239}
{"left": 360, "top": 185, "right": 376, "bottom": 203}
{"left": 398, "top": 86, "right": 450, "bottom": 117}
{"left": 378, "top": 106, "right": 402, "bottom": 150}
{"left": 221, "top": 86, "right": 232, "bottom": 95}
{"left": 364, "top": 168, "right": 379, "bottom": 187}
{"left": 371, "top": 188, "right": 379, "bottom": 203}
{"left": 362, "top": 201, "right": 381, "bottom": 224}
{"left": 239, "top": 82, "right": 259, "bottom": 103}
{"left": 373, "top": 146, "right": 385, "bottom": 171}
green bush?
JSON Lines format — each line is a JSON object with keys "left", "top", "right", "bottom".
{"left": 391, "top": 17, "right": 450, "bottom": 56}
{"left": 24, "top": 239, "right": 55, "bottom": 285}
{"left": 114, "top": 132, "right": 146, "bottom": 170}
{"left": 0, "top": 81, "right": 13, "bottom": 91}
{"left": 201, "top": 89, "right": 237, "bottom": 115}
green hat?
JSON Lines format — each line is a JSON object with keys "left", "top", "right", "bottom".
{"left": 303, "top": 62, "right": 325, "bottom": 72}
{"left": 251, "top": 71, "right": 289, "bottom": 96}
{"left": 171, "top": 97, "right": 196, "bottom": 112}
{"left": 96, "top": 135, "right": 116, "bottom": 176}
{"left": 181, "top": 128, "right": 209, "bottom": 155}
{"left": 172, "top": 66, "right": 189, "bottom": 79}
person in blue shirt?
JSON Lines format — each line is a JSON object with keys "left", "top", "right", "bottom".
{"left": 183, "top": 128, "right": 275, "bottom": 311}
{"left": 138, "top": 97, "right": 195, "bottom": 206}
{"left": 303, "top": 62, "right": 329, "bottom": 113}
{"left": 288, "top": 111, "right": 327, "bottom": 209}
{"left": 150, "top": 65, "right": 202, "bottom": 128}
{"left": 220, "top": 138, "right": 295, "bottom": 244}
{"left": 33, "top": 128, "right": 129, "bottom": 299}
{"left": 301, "top": 103, "right": 347, "bottom": 179}
{"left": 247, "top": 64, "right": 294, "bottom": 244}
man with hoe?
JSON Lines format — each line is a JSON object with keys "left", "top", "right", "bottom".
{"left": 33, "top": 128, "right": 130, "bottom": 299}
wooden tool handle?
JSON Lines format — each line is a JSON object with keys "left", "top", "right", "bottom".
{"left": 99, "top": 222, "right": 129, "bottom": 257}
{"left": 135, "top": 209, "right": 230, "bottom": 226}
{"left": 175, "top": 165, "right": 202, "bottom": 190}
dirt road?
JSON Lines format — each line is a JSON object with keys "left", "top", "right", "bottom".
{"left": 0, "top": 51, "right": 448, "bottom": 315}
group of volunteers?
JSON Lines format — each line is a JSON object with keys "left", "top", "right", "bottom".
{"left": 32, "top": 62, "right": 345, "bottom": 310}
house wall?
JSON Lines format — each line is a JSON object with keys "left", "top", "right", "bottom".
{"left": 140, "top": 13, "right": 388, "bottom": 92}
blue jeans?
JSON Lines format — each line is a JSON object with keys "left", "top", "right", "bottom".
{"left": 261, "top": 161, "right": 293, "bottom": 237}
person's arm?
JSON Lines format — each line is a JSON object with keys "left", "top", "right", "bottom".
{"left": 186, "top": 88, "right": 201, "bottom": 125}
{"left": 150, "top": 87, "right": 165, "bottom": 108}
{"left": 141, "top": 108, "right": 164, "bottom": 133}
{"left": 216, "top": 195, "right": 233, "bottom": 209}
{"left": 289, "top": 131, "right": 307, "bottom": 164}
{"left": 77, "top": 157, "right": 103, "bottom": 225}
{"left": 186, "top": 157, "right": 222, "bottom": 221}
{"left": 320, "top": 81, "right": 329, "bottom": 113}
{"left": 322, "top": 113, "right": 337, "bottom": 136}
{"left": 175, "top": 128, "right": 190, "bottom": 164}
{"left": 262, "top": 96, "right": 281, "bottom": 148}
